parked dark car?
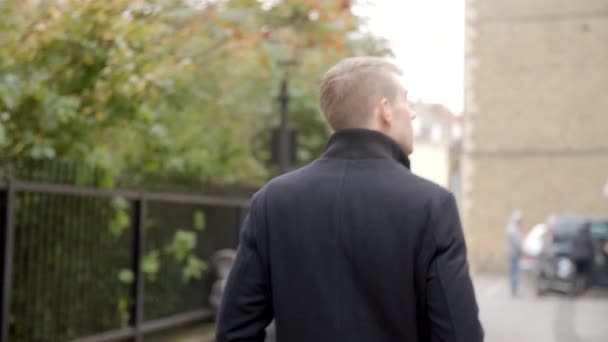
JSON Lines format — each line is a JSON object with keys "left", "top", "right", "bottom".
{"left": 587, "top": 218, "right": 608, "bottom": 287}
{"left": 535, "top": 215, "right": 608, "bottom": 296}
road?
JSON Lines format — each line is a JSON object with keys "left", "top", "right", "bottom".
{"left": 475, "top": 275, "right": 608, "bottom": 342}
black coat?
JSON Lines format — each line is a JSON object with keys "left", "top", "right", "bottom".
{"left": 217, "top": 129, "right": 483, "bottom": 342}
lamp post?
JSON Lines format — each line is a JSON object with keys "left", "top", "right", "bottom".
{"left": 277, "top": 77, "right": 290, "bottom": 174}
{"left": 272, "top": 57, "right": 298, "bottom": 174}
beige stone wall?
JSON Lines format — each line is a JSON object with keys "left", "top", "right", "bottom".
{"left": 464, "top": 157, "right": 608, "bottom": 272}
{"left": 463, "top": 0, "right": 608, "bottom": 272}
{"left": 471, "top": 0, "right": 608, "bottom": 18}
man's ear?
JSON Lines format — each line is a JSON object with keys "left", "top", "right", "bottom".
{"left": 378, "top": 97, "right": 392, "bottom": 125}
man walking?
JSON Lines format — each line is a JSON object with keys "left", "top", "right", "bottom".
{"left": 506, "top": 210, "right": 523, "bottom": 296}
{"left": 217, "top": 57, "right": 483, "bottom": 341}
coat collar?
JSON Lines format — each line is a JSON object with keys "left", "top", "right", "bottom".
{"left": 322, "top": 129, "right": 411, "bottom": 169}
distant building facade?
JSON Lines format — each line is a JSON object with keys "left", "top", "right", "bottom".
{"left": 409, "top": 102, "right": 462, "bottom": 201}
{"left": 463, "top": 0, "right": 608, "bottom": 271}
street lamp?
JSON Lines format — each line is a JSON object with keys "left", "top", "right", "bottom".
{"left": 277, "top": 78, "right": 290, "bottom": 174}
{"left": 272, "top": 59, "right": 298, "bottom": 174}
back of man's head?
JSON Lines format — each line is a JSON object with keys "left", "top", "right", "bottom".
{"left": 320, "top": 57, "right": 402, "bottom": 131}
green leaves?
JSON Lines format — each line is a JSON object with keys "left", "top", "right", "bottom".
{"left": 108, "top": 210, "right": 130, "bottom": 237}
{"left": 193, "top": 211, "right": 206, "bottom": 231}
{"left": 1, "top": 0, "right": 389, "bottom": 182}
{"left": 111, "top": 196, "right": 130, "bottom": 210}
{"left": 182, "top": 255, "right": 207, "bottom": 283}
{"left": 170, "top": 230, "right": 197, "bottom": 262}
{"left": 117, "top": 295, "right": 130, "bottom": 327}
{"left": 109, "top": 197, "right": 131, "bottom": 237}
{"left": 118, "top": 269, "right": 134, "bottom": 284}
{"left": 0, "top": 122, "right": 6, "bottom": 147}
{"left": 0, "top": 73, "right": 21, "bottom": 110}
{"left": 142, "top": 251, "right": 161, "bottom": 281}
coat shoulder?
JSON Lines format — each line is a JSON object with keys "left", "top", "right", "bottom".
{"left": 401, "top": 168, "right": 453, "bottom": 202}
{"left": 260, "top": 159, "right": 452, "bottom": 205}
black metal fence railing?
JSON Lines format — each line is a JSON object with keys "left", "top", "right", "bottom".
{"left": 0, "top": 171, "right": 248, "bottom": 342}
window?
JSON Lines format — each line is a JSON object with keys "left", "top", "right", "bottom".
{"left": 591, "top": 222, "right": 608, "bottom": 239}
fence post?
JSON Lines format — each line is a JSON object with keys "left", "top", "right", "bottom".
{"left": 131, "top": 194, "right": 146, "bottom": 342}
{"left": 1, "top": 180, "right": 15, "bottom": 342}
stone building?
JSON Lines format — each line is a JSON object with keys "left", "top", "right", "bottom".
{"left": 463, "top": 0, "right": 608, "bottom": 271}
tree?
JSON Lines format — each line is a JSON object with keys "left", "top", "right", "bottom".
{"left": 0, "top": 0, "right": 391, "bottom": 186}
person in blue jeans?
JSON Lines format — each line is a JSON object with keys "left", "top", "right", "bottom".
{"left": 506, "top": 210, "right": 524, "bottom": 296}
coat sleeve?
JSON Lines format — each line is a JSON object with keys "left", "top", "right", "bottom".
{"left": 216, "top": 191, "right": 273, "bottom": 342}
{"left": 426, "top": 192, "right": 484, "bottom": 342}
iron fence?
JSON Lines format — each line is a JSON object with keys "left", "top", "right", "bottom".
{"left": 0, "top": 161, "right": 249, "bottom": 342}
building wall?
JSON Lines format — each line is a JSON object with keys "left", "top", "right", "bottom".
{"left": 411, "top": 143, "right": 451, "bottom": 188}
{"left": 463, "top": 0, "right": 608, "bottom": 271}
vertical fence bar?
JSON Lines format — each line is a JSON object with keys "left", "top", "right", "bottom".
{"left": 90, "top": 195, "right": 105, "bottom": 331}
{"left": 80, "top": 162, "right": 95, "bottom": 337}
{"left": 73, "top": 196, "right": 88, "bottom": 334}
{"left": 62, "top": 193, "right": 77, "bottom": 340}
{"left": 80, "top": 197, "right": 94, "bottom": 335}
{"left": 39, "top": 160, "right": 57, "bottom": 339}
{"left": 131, "top": 195, "right": 146, "bottom": 342}
{"left": 1, "top": 180, "right": 15, "bottom": 342}
{"left": 30, "top": 190, "right": 41, "bottom": 341}
{"left": 13, "top": 192, "right": 29, "bottom": 341}
{"left": 48, "top": 190, "right": 65, "bottom": 341}
{"left": 57, "top": 162, "right": 75, "bottom": 338}
{"left": 18, "top": 162, "right": 33, "bottom": 341}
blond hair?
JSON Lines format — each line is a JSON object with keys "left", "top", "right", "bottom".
{"left": 320, "top": 57, "right": 402, "bottom": 130}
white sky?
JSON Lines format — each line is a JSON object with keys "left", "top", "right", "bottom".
{"left": 355, "top": 0, "right": 465, "bottom": 114}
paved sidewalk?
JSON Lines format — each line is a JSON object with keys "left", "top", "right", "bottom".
{"left": 475, "top": 275, "right": 608, "bottom": 342}
{"left": 154, "top": 275, "right": 608, "bottom": 342}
